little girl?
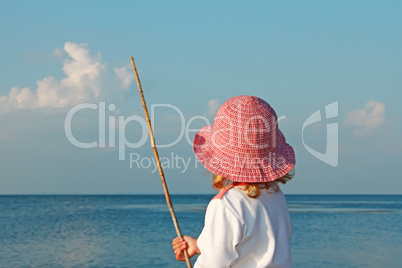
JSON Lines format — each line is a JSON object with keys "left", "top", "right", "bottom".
{"left": 172, "top": 95, "right": 295, "bottom": 267}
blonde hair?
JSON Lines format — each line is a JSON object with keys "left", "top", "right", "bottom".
{"left": 213, "top": 170, "right": 294, "bottom": 199}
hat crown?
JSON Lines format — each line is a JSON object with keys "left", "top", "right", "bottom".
{"left": 211, "top": 95, "right": 279, "bottom": 154}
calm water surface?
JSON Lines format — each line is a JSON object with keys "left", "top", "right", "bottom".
{"left": 1, "top": 195, "right": 401, "bottom": 267}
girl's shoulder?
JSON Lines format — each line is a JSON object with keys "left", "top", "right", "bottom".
{"left": 212, "top": 184, "right": 236, "bottom": 200}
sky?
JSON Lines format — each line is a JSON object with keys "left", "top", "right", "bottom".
{"left": 0, "top": 1, "right": 401, "bottom": 194}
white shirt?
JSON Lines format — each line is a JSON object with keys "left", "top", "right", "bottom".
{"left": 194, "top": 186, "right": 293, "bottom": 268}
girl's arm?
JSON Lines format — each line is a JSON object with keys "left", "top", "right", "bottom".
{"left": 172, "top": 235, "right": 201, "bottom": 261}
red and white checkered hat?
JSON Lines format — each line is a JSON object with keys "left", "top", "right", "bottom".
{"left": 193, "top": 95, "right": 295, "bottom": 183}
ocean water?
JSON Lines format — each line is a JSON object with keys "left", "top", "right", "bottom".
{"left": 1, "top": 195, "right": 401, "bottom": 268}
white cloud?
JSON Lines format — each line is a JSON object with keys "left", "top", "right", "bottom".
{"left": 8, "top": 87, "right": 38, "bottom": 109}
{"left": 114, "top": 66, "right": 134, "bottom": 89}
{"left": 0, "top": 42, "right": 106, "bottom": 112}
{"left": 345, "top": 100, "right": 385, "bottom": 135}
{"left": 204, "top": 99, "right": 220, "bottom": 118}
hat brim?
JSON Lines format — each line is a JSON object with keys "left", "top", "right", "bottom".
{"left": 193, "top": 125, "right": 295, "bottom": 182}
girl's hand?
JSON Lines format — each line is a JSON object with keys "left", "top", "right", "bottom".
{"left": 172, "top": 235, "right": 201, "bottom": 261}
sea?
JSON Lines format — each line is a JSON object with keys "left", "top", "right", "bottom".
{"left": 1, "top": 195, "right": 401, "bottom": 268}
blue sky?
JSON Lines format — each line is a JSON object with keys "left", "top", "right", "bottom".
{"left": 0, "top": 1, "right": 401, "bottom": 194}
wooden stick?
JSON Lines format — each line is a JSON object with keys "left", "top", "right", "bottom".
{"left": 130, "top": 57, "right": 192, "bottom": 268}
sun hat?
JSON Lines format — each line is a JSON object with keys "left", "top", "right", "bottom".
{"left": 193, "top": 95, "right": 295, "bottom": 183}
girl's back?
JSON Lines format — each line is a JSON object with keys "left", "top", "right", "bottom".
{"left": 196, "top": 187, "right": 292, "bottom": 268}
